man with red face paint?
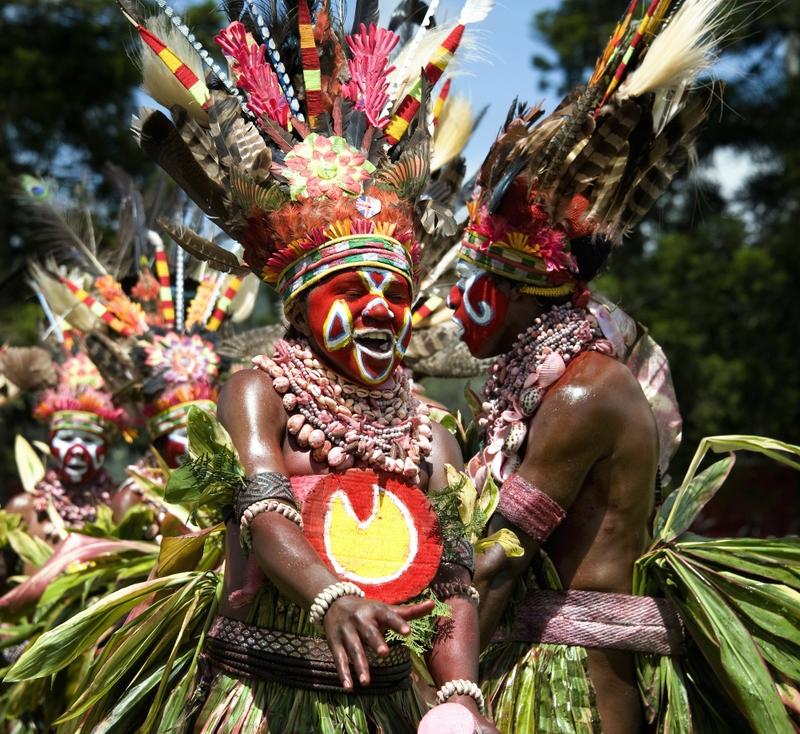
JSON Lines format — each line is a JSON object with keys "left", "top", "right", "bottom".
{"left": 5, "top": 353, "right": 127, "bottom": 553}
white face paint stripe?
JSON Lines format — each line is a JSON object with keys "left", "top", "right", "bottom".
{"left": 462, "top": 274, "right": 494, "bottom": 326}
{"left": 359, "top": 269, "right": 396, "bottom": 296}
{"left": 395, "top": 307, "right": 412, "bottom": 358}
{"left": 354, "top": 346, "right": 394, "bottom": 385}
{"left": 323, "top": 299, "right": 353, "bottom": 351}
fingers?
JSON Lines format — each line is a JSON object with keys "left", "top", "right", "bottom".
{"left": 342, "top": 626, "right": 371, "bottom": 687}
{"left": 355, "top": 613, "right": 390, "bottom": 657}
{"left": 395, "top": 599, "right": 436, "bottom": 621}
{"left": 328, "top": 628, "right": 355, "bottom": 690}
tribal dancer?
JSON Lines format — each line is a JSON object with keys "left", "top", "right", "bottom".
{"left": 7, "top": 1, "right": 500, "bottom": 732}
{"left": 3, "top": 350, "right": 127, "bottom": 552}
{"left": 447, "top": 1, "right": 800, "bottom": 732}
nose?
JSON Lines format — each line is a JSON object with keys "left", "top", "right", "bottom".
{"left": 447, "top": 283, "right": 463, "bottom": 310}
{"left": 362, "top": 297, "right": 392, "bottom": 323}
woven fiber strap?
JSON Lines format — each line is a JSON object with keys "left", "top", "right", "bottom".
{"left": 442, "top": 536, "right": 475, "bottom": 575}
{"left": 234, "top": 472, "right": 296, "bottom": 522}
{"left": 493, "top": 589, "right": 685, "bottom": 655}
{"left": 206, "top": 616, "right": 411, "bottom": 694}
{"left": 496, "top": 474, "right": 566, "bottom": 543}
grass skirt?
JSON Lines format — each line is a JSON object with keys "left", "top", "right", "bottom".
{"left": 191, "top": 583, "right": 424, "bottom": 734}
{"left": 480, "top": 641, "right": 601, "bottom": 734}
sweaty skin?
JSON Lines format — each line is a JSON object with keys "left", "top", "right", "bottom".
{"left": 474, "top": 349, "right": 658, "bottom": 734}
{"left": 217, "top": 288, "right": 499, "bottom": 732}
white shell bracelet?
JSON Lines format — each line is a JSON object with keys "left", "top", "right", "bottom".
{"left": 308, "top": 581, "right": 365, "bottom": 627}
{"left": 240, "top": 499, "right": 303, "bottom": 552}
{"left": 435, "top": 678, "right": 485, "bottom": 713}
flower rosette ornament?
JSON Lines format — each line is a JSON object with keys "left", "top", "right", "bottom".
{"left": 144, "top": 333, "right": 220, "bottom": 385}
{"left": 280, "top": 134, "right": 376, "bottom": 201}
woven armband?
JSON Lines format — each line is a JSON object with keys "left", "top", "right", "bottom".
{"left": 496, "top": 473, "right": 566, "bottom": 543}
{"left": 441, "top": 536, "right": 475, "bottom": 576}
{"left": 234, "top": 472, "right": 296, "bottom": 523}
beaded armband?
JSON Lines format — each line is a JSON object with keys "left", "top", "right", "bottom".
{"left": 496, "top": 473, "right": 566, "bottom": 543}
{"left": 430, "top": 582, "right": 480, "bottom": 606}
{"left": 235, "top": 473, "right": 299, "bottom": 552}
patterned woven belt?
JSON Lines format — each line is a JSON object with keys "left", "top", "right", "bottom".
{"left": 493, "top": 589, "right": 686, "bottom": 655}
{"left": 205, "top": 616, "right": 412, "bottom": 694}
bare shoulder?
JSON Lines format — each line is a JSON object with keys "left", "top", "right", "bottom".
{"left": 5, "top": 493, "right": 35, "bottom": 515}
{"left": 218, "top": 367, "right": 284, "bottom": 428}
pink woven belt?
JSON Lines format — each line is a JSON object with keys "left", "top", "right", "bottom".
{"left": 493, "top": 589, "right": 685, "bottom": 655}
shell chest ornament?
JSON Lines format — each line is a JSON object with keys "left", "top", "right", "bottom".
{"left": 468, "top": 304, "right": 613, "bottom": 485}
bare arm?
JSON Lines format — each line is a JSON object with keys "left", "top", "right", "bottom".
{"left": 474, "top": 359, "right": 618, "bottom": 647}
{"left": 218, "top": 368, "right": 433, "bottom": 690}
{"left": 425, "top": 424, "right": 499, "bottom": 732}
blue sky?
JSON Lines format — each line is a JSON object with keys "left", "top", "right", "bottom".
{"left": 378, "top": 0, "right": 562, "bottom": 175}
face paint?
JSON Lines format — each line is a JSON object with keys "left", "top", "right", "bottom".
{"left": 447, "top": 261, "right": 509, "bottom": 355}
{"left": 163, "top": 427, "right": 189, "bottom": 469}
{"left": 50, "top": 429, "right": 107, "bottom": 485}
{"left": 306, "top": 268, "right": 412, "bottom": 385}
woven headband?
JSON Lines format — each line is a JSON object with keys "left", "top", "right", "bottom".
{"left": 50, "top": 410, "right": 108, "bottom": 437}
{"left": 148, "top": 399, "right": 217, "bottom": 439}
{"left": 277, "top": 234, "right": 414, "bottom": 307}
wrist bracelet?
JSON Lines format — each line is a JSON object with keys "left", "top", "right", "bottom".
{"left": 435, "top": 678, "right": 485, "bottom": 713}
{"left": 430, "top": 582, "right": 480, "bottom": 606}
{"left": 240, "top": 499, "right": 303, "bottom": 552}
{"left": 308, "top": 581, "right": 365, "bottom": 627}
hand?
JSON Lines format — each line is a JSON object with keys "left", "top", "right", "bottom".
{"left": 323, "top": 596, "right": 435, "bottom": 689}
{"left": 448, "top": 695, "right": 500, "bottom": 734}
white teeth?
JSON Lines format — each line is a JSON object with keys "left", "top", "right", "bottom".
{"left": 353, "top": 329, "right": 396, "bottom": 359}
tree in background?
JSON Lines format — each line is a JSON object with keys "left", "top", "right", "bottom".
{"left": 532, "top": 1, "right": 800, "bottom": 473}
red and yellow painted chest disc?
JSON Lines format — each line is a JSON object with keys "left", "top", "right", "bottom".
{"left": 302, "top": 469, "right": 443, "bottom": 604}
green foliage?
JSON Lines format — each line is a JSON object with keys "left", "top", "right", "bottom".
{"left": 634, "top": 435, "right": 800, "bottom": 731}
{"left": 384, "top": 592, "right": 453, "bottom": 657}
{"left": 166, "top": 406, "right": 245, "bottom": 520}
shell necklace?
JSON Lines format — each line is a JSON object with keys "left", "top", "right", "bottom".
{"left": 253, "top": 338, "right": 432, "bottom": 481}
{"left": 478, "top": 304, "right": 608, "bottom": 481}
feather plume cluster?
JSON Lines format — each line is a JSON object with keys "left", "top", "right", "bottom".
{"left": 117, "top": 0, "right": 491, "bottom": 294}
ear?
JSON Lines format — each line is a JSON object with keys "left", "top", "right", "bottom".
{"left": 287, "top": 300, "right": 311, "bottom": 337}
{"left": 507, "top": 283, "right": 526, "bottom": 302}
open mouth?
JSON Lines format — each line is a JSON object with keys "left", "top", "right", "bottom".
{"left": 353, "top": 329, "right": 396, "bottom": 359}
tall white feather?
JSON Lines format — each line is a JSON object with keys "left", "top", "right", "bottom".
{"left": 458, "top": 0, "right": 494, "bottom": 25}
{"left": 620, "top": 0, "right": 730, "bottom": 100}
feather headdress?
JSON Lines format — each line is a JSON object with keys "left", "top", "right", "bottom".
{"left": 19, "top": 175, "right": 255, "bottom": 439}
{"left": 458, "top": 0, "right": 731, "bottom": 301}
{"left": 119, "top": 0, "right": 493, "bottom": 311}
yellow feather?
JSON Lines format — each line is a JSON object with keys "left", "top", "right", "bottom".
{"left": 431, "top": 95, "right": 473, "bottom": 172}
{"left": 185, "top": 276, "right": 216, "bottom": 329}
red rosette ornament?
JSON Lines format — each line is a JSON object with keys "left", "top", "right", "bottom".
{"left": 302, "top": 469, "right": 443, "bottom": 604}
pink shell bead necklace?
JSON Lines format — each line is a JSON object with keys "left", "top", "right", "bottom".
{"left": 480, "top": 305, "right": 606, "bottom": 479}
{"left": 253, "top": 338, "right": 433, "bottom": 481}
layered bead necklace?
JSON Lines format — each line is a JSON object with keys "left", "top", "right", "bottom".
{"left": 33, "top": 470, "right": 116, "bottom": 541}
{"left": 479, "top": 304, "right": 607, "bottom": 480}
{"left": 253, "top": 338, "right": 432, "bottom": 481}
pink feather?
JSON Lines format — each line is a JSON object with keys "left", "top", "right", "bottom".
{"left": 341, "top": 24, "right": 400, "bottom": 129}
{"left": 215, "top": 22, "right": 289, "bottom": 127}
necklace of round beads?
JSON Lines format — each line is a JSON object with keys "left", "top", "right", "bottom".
{"left": 254, "top": 338, "right": 432, "bottom": 480}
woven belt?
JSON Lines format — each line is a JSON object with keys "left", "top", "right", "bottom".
{"left": 205, "top": 616, "right": 412, "bottom": 694}
{"left": 493, "top": 589, "right": 685, "bottom": 655}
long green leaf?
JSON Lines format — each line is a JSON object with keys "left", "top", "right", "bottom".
{"left": 662, "top": 552, "right": 794, "bottom": 733}
{"left": 5, "top": 572, "right": 196, "bottom": 681}
{"left": 656, "top": 456, "right": 735, "bottom": 541}
{"left": 14, "top": 434, "right": 45, "bottom": 493}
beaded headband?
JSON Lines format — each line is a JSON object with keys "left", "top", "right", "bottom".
{"left": 147, "top": 398, "right": 217, "bottom": 439}
{"left": 277, "top": 234, "right": 414, "bottom": 306}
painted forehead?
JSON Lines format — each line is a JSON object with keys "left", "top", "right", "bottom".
{"left": 320, "top": 268, "right": 409, "bottom": 295}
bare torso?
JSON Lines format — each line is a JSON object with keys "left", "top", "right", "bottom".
{"left": 477, "top": 351, "right": 658, "bottom": 733}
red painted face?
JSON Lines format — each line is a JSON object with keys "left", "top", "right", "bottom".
{"left": 50, "top": 429, "right": 107, "bottom": 485}
{"left": 447, "top": 262, "right": 509, "bottom": 355}
{"left": 305, "top": 268, "right": 412, "bottom": 385}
